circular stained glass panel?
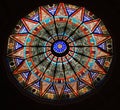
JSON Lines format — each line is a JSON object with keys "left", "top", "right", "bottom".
{"left": 7, "top": 3, "right": 113, "bottom": 104}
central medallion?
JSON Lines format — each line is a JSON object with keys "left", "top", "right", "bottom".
{"left": 51, "top": 40, "right": 69, "bottom": 57}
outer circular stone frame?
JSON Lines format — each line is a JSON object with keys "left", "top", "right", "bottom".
{"left": 7, "top": 2, "right": 113, "bottom": 104}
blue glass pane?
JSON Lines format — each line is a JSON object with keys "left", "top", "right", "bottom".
{"left": 53, "top": 41, "right": 67, "bottom": 53}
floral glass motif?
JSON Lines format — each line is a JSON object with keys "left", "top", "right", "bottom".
{"left": 7, "top": 3, "right": 113, "bottom": 102}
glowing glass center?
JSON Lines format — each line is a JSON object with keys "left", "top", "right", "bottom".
{"left": 53, "top": 41, "right": 67, "bottom": 53}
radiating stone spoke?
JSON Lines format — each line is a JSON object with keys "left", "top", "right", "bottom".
{"left": 69, "top": 49, "right": 96, "bottom": 60}
{"left": 65, "top": 22, "right": 83, "bottom": 41}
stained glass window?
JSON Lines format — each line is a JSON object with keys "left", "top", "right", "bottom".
{"left": 7, "top": 3, "right": 113, "bottom": 104}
